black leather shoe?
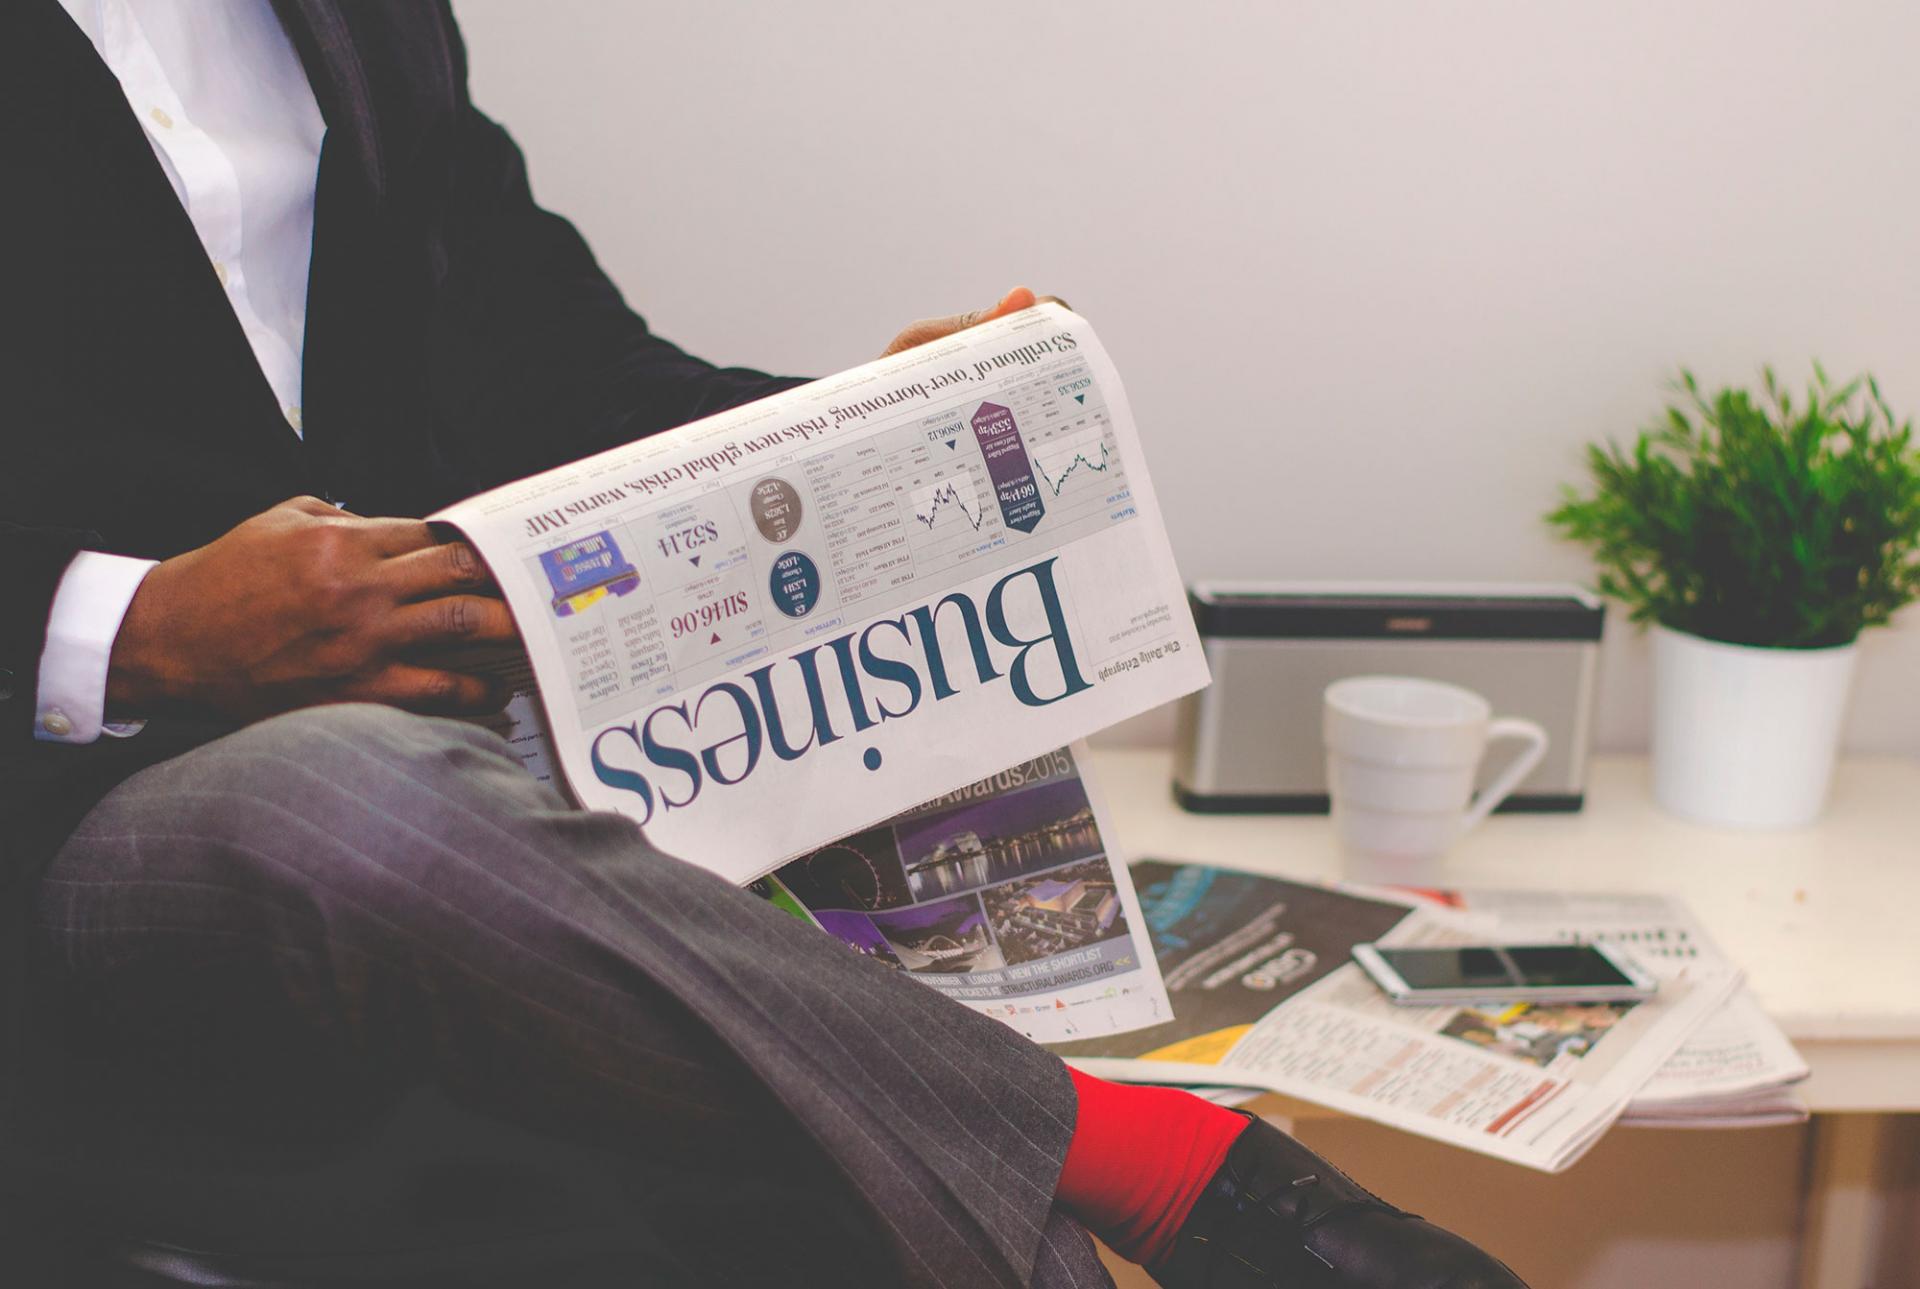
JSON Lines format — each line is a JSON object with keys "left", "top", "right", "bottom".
{"left": 1149, "top": 1113, "right": 1529, "bottom": 1288}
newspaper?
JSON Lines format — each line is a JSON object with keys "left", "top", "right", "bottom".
{"left": 1058, "top": 862, "right": 1743, "bottom": 1172}
{"left": 1617, "top": 994, "right": 1811, "bottom": 1128}
{"left": 1435, "top": 890, "right": 1809, "bottom": 1127}
{"left": 751, "top": 745, "right": 1171, "bottom": 1044}
{"left": 434, "top": 304, "right": 1208, "bottom": 884}
{"left": 455, "top": 647, "right": 1173, "bottom": 1045}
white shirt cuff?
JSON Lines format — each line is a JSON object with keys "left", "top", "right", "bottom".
{"left": 36, "top": 551, "right": 159, "bottom": 744}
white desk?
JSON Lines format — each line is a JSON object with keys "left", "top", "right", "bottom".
{"left": 1084, "top": 747, "right": 1920, "bottom": 1287}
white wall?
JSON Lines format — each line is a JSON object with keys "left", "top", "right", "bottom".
{"left": 457, "top": 0, "right": 1920, "bottom": 755}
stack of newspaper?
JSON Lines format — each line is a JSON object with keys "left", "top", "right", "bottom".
{"left": 1620, "top": 992, "right": 1811, "bottom": 1128}
{"left": 1424, "top": 890, "right": 1810, "bottom": 1131}
{"left": 1050, "top": 865, "right": 1806, "bottom": 1173}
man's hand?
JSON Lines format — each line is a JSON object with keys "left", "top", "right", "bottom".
{"left": 879, "top": 286, "right": 1069, "bottom": 358}
{"left": 108, "top": 496, "right": 517, "bottom": 721}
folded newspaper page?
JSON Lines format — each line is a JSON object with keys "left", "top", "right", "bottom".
{"left": 751, "top": 745, "right": 1171, "bottom": 1044}
{"left": 457, "top": 675, "right": 1172, "bottom": 1044}
{"left": 435, "top": 304, "right": 1208, "bottom": 883}
{"left": 1617, "top": 994, "right": 1811, "bottom": 1128}
{"left": 1436, "top": 890, "right": 1810, "bottom": 1127}
{"left": 1057, "top": 862, "right": 1742, "bottom": 1172}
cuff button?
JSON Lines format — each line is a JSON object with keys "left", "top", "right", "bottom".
{"left": 41, "top": 711, "right": 73, "bottom": 737}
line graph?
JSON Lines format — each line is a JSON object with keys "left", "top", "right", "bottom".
{"left": 876, "top": 366, "right": 1129, "bottom": 578}
{"left": 891, "top": 458, "right": 999, "bottom": 569}
{"left": 911, "top": 473, "right": 987, "bottom": 533}
{"left": 1031, "top": 429, "right": 1115, "bottom": 498}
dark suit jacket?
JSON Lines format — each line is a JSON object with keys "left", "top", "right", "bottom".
{"left": 0, "top": 0, "right": 802, "bottom": 1060}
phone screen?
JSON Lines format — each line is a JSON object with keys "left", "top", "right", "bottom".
{"left": 1378, "top": 945, "right": 1634, "bottom": 991}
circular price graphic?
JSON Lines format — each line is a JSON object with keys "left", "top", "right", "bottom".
{"left": 768, "top": 551, "right": 822, "bottom": 618}
{"left": 751, "top": 477, "right": 804, "bottom": 543}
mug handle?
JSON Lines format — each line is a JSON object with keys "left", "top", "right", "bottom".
{"left": 1458, "top": 717, "right": 1550, "bottom": 834}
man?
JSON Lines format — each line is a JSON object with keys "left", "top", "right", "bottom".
{"left": 1, "top": 3, "right": 1528, "bottom": 1285}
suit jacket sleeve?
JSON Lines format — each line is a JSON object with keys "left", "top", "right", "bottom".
{"left": 425, "top": 10, "right": 809, "bottom": 491}
{"left": 0, "top": 522, "right": 97, "bottom": 740}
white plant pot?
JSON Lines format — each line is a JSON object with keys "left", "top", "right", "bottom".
{"left": 1650, "top": 624, "right": 1857, "bottom": 829}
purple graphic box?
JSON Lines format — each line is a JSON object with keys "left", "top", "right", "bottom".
{"left": 970, "top": 402, "right": 1045, "bottom": 533}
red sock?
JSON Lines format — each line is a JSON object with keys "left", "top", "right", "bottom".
{"left": 1055, "top": 1067, "right": 1253, "bottom": 1267}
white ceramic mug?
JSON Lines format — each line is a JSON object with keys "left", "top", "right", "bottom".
{"left": 1323, "top": 676, "right": 1549, "bottom": 881}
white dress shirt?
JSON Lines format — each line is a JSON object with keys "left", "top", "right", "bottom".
{"left": 37, "top": 0, "right": 324, "bottom": 744}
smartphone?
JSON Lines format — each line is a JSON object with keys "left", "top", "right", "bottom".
{"left": 1351, "top": 942, "right": 1658, "bottom": 1006}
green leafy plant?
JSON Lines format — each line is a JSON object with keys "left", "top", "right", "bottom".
{"left": 1549, "top": 366, "right": 1920, "bottom": 649}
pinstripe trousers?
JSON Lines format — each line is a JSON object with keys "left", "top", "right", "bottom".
{"left": 22, "top": 704, "right": 1114, "bottom": 1287}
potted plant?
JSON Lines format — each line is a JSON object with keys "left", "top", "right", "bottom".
{"left": 1550, "top": 366, "right": 1920, "bottom": 828}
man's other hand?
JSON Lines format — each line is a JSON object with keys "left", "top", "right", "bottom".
{"left": 879, "top": 286, "right": 1068, "bottom": 358}
{"left": 108, "top": 497, "right": 517, "bottom": 721}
